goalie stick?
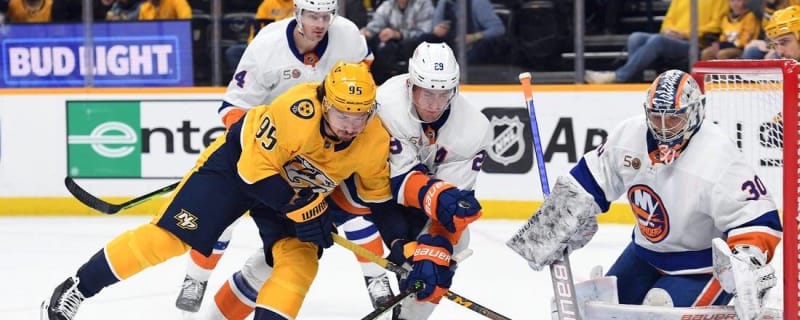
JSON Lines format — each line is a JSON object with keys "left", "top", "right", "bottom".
{"left": 64, "top": 177, "right": 178, "bottom": 214}
{"left": 518, "top": 72, "right": 582, "bottom": 320}
{"left": 331, "top": 233, "right": 512, "bottom": 320}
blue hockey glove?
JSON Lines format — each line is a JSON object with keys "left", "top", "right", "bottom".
{"left": 419, "top": 180, "right": 482, "bottom": 233}
{"left": 282, "top": 189, "right": 334, "bottom": 248}
{"left": 403, "top": 234, "right": 454, "bottom": 303}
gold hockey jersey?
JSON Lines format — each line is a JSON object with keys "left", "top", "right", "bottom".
{"left": 236, "top": 82, "right": 392, "bottom": 203}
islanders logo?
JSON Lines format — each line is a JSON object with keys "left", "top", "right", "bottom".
{"left": 627, "top": 185, "right": 670, "bottom": 243}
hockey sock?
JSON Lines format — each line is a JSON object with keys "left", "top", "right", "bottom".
{"left": 75, "top": 250, "right": 120, "bottom": 298}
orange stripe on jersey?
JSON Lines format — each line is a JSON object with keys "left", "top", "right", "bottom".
{"left": 190, "top": 249, "right": 223, "bottom": 270}
{"left": 727, "top": 232, "right": 782, "bottom": 261}
{"left": 329, "top": 187, "right": 371, "bottom": 215}
{"left": 214, "top": 281, "right": 254, "bottom": 320}
{"left": 693, "top": 278, "right": 723, "bottom": 306}
{"left": 354, "top": 237, "right": 384, "bottom": 263}
{"left": 222, "top": 108, "right": 247, "bottom": 129}
{"left": 402, "top": 171, "right": 430, "bottom": 209}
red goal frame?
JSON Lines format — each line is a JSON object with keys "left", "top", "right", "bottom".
{"left": 692, "top": 59, "right": 799, "bottom": 319}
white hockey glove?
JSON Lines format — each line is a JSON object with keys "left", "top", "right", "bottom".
{"left": 506, "top": 176, "right": 601, "bottom": 271}
{"left": 711, "top": 238, "right": 776, "bottom": 320}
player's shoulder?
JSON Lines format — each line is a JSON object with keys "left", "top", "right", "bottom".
{"left": 450, "top": 95, "right": 489, "bottom": 130}
{"left": 360, "top": 116, "right": 391, "bottom": 145}
{"left": 329, "top": 16, "right": 361, "bottom": 35}
{"left": 270, "top": 83, "right": 324, "bottom": 123}
{"left": 251, "top": 18, "right": 292, "bottom": 46}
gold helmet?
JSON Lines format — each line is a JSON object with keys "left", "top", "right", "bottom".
{"left": 323, "top": 62, "right": 376, "bottom": 113}
{"left": 766, "top": 5, "right": 800, "bottom": 40}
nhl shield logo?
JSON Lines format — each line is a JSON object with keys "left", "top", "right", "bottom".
{"left": 488, "top": 115, "right": 525, "bottom": 166}
{"left": 480, "top": 107, "right": 533, "bottom": 173}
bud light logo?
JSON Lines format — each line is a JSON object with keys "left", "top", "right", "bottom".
{"left": 0, "top": 21, "right": 193, "bottom": 87}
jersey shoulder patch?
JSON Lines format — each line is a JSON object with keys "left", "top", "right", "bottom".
{"left": 290, "top": 99, "right": 316, "bottom": 119}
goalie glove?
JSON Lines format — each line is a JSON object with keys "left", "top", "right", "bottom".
{"left": 507, "top": 176, "right": 600, "bottom": 270}
{"left": 282, "top": 188, "right": 334, "bottom": 248}
{"left": 711, "top": 238, "right": 776, "bottom": 320}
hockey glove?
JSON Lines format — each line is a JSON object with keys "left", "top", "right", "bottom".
{"left": 419, "top": 179, "right": 482, "bottom": 233}
{"left": 711, "top": 238, "right": 776, "bottom": 320}
{"left": 404, "top": 234, "right": 454, "bottom": 303}
{"left": 282, "top": 189, "right": 334, "bottom": 248}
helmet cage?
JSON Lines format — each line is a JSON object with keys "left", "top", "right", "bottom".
{"left": 644, "top": 96, "right": 704, "bottom": 147}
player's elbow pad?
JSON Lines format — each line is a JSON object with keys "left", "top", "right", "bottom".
{"left": 222, "top": 108, "right": 247, "bottom": 129}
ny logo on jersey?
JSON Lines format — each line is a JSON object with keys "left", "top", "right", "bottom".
{"left": 627, "top": 185, "right": 670, "bottom": 243}
{"left": 174, "top": 209, "right": 199, "bottom": 230}
{"left": 284, "top": 156, "right": 336, "bottom": 193}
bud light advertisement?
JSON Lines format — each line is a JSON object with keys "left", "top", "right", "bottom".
{"left": 0, "top": 21, "right": 193, "bottom": 87}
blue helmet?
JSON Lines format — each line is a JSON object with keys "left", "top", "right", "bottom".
{"left": 644, "top": 69, "right": 705, "bottom": 147}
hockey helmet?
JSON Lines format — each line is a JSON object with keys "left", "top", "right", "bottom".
{"left": 323, "top": 61, "right": 376, "bottom": 114}
{"left": 766, "top": 5, "right": 800, "bottom": 40}
{"left": 294, "top": 0, "right": 338, "bottom": 13}
{"left": 409, "top": 42, "right": 460, "bottom": 90}
{"left": 644, "top": 69, "right": 705, "bottom": 148}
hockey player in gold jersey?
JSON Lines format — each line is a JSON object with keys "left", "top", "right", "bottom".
{"left": 40, "top": 61, "right": 392, "bottom": 320}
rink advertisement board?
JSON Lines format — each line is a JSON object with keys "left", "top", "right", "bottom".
{"left": 66, "top": 100, "right": 225, "bottom": 178}
{"left": 0, "top": 86, "right": 650, "bottom": 218}
{"left": 0, "top": 21, "right": 193, "bottom": 87}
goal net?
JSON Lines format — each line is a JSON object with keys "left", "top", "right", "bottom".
{"left": 691, "top": 59, "right": 799, "bottom": 319}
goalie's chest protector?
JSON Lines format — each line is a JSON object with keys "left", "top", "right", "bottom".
{"left": 583, "top": 117, "right": 776, "bottom": 273}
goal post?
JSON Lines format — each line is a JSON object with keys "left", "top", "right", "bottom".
{"left": 691, "top": 59, "right": 799, "bottom": 319}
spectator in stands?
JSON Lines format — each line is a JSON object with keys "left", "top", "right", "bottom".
{"left": 224, "top": 0, "right": 294, "bottom": 71}
{"left": 138, "top": 0, "right": 190, "bottom": 20}
{"left": 420, "top": 0, "right": 505, "bottom": 64}
{"left": 742, "top": 0, "right": 800, "bottom": 59}
{"left": 585, "top": 0, "right": 729, "bottom": 84}
{"left": 7, "top": 0, "right": 52, "bottom": 22}
{"left": 701, "top": 0, "right": 759, "bottom": 60}
{"left": 50, "top": 0, "right": 119, "bottom": 22}
{"left": 765, "top": 5, "right": 800, "bottom": 60}
{"left": 361, "top": 0, "right": 434, "bottom": 83}
{"left": 106, "top": 0, "right": 143, "bottom": 20}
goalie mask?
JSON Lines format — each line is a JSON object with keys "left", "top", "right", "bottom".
{"left": 294, "top": 0, "right": 337, "bottom": 41}
{"left": 644, "top": 70, "right": 705, "bottom": 163}
{"left": 407, "top": 42, "right": 459, "bottom": 123}
{"left": 321, "top": 62, "right": 376, "bottom": 141}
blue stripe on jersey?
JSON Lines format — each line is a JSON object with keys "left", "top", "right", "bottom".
{"left": 569, "top": 158, "right": 611, "bottom": 212}
{"left": 724, "top": 210, "right": 783, "bottom": 235}
{"left": 344, "top": 224, "right": 379, "bottom": 241}
{"left": 390, "top": 164, "right": 430, "bottom": 200}
{"left": 213, "top": 240, "right": 230, "bottom": 251}
{"left": 634, "top": 242, "right": 712, "bottom": 272}
{"left": 232, "top": 270, "right": 258, "bottom": 302}
{"left": 218, "top": 100, "right": 234, "bottom": 114}
{"left": 285, "top": 19, "right": 329, "bottom": 63}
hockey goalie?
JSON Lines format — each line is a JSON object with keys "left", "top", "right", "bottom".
{"left": 507, "top": 70, "right": 783, "bottom": 320}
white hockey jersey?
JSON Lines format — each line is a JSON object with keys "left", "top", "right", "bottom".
{"left": 219, "top": 17, "right": 372, "bottom": 118}
{"left": 572, "top": 116, "right": 782, "bottom": 274}
{"left": 377, "top": 74, "right": 492, "bottom": 203}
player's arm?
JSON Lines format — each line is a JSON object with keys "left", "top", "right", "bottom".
{"left": 219, "top": 41, "right": 277, "bottom": 128}
{"left": 389, "top": 139, "right": 480, "bottom": 234}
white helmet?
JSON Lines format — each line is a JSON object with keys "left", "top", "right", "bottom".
{"left": 294, "top": 0, "right": 337, "bottom": 14}
{"left": 408, "top": 42, "right": 460, "bottom": 90}
{"left": 644, "top": 69, "right": 705, "bottom": 148}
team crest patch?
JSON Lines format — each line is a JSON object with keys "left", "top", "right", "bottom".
{"left": 174, "top": 209, "right": 199, "bottom": 230}
{"left": 290, "top": 99, "right": 315, "bottom": 119}
{"left": 627, "top": 185, "right": 670, "bottom": 243}
{"left": 292, "top": 69, "right": 301, "bottom": 79}
{"left": 283, "top": 156, "right": 336, "bottom": 193}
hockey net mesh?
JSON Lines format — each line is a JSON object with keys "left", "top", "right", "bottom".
{"left": 692, "top": 60, "right": 798, "bottom": 319}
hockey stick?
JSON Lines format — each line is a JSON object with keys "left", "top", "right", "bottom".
{"left": 518, "top": 73, "right": 582, "bottom": 320}
{"left": 361, "top": 280, "right": 423, "bottom": 320}
{"left": 331, "top": 233, "right": 512, "bottom": 320}
{"left": 64, "top": 177, "right": 178, "bottom": 214}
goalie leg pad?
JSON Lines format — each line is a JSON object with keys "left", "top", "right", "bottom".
{"left": 506, "top": 175, "right": 601, "bottom": 270}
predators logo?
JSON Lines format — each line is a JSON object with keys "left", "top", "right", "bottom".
{"left": 627, "top": 184, "right": 670, "bottom": 243}
{"left": 290, "top": 99, "right": 315, "bottom": 119}
{"left": 283, "top": 156, "right": 336, "bottom": 193}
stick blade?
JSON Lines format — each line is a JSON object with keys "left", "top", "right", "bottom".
{"left": 64, "top": 177, "right": 121, "bottom": 214}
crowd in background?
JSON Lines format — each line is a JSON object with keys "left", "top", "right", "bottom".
{"left": 1, "top": 0, "right": 797, "bottom": 84}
